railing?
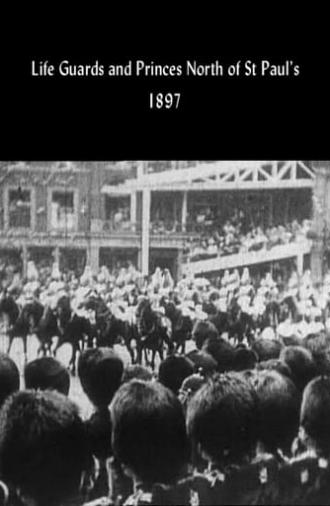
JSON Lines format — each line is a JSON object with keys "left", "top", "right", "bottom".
{"left": 102, "top": 220, "right": 140, "bottom": 233}
{"left": 181, "top": 240, "right": 312, "bottom": 275}
{"left": 102, "top": 219, "right": 214, "bottom": 235}
{"left": 145, "top": 161, "right": 217, "bottom": 173}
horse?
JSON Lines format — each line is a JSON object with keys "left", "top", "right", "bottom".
{"left": 83, "top": 295, "right": 110, "bottom": 348}
{"left": 6, "top": 298, "right": 44, "bottom": 362}
{"left": 161, "top": 299, "right": 192, "bottom": 354}
{"left": 226, "top": 298, "right": 255, "bottom": 345}
{"left": 0, "top": 291, "right": 20, "bottom": 334}
{"left": 83, "top": 295, "right": 138, "bottom": 362}
{"left": 35, "top": 303, "right": 59, "bottom": 357}
{"left": 262, "top": 299, "right": 281, "bottom": 330}
{"left": 279, "top": 294, "right": 299, "bottom": 323}
{"left": 136, "top": 297, "right": 171, "bottom": 369}
{"left": 52, "top": 295, "right": 92, "bottom": 375}
{"left": 209, "top": 309, "right": 230, "bottom": 336}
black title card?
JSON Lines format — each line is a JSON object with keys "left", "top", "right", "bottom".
{"left": 0, "top": 25, "right": 327, "bottom": 160}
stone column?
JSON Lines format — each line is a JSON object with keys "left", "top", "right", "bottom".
{"left": 22, "top": 244, "right": 28, "bottom": 277}
{"left": 136, "top": 161, "right": 145, "bottom": 179}
{"left": 141, "top": 188, "right": 150, "bottom": 275}
{"left": 296, "top": 252, "right": 304, "bottom": 276}
{"left": 130, "top": 191, "right": 137, "bottom": 231}
{"left": 137, "top": 248, "right": 142, "bottom": 272}
{"left": 88, "top": 245, "right": 99, "bottom": 274}
{"left": 310, "top": 162, "right": 330, "bottom": 284}
{"left": 176, "top": 249, "right": 183, "bottom": 280}
{"left": 53, "top": 246, "right": 60, "bottom": 265}
{"left": 90, "top": 163, "right": 104, "bottom": 233}
{"left": 181, "top": 191, "right": 188, "bottom": 232}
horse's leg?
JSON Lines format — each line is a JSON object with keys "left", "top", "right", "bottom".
{"left": 136, "top": 340, "right": 142, "bottom": 364}
{"left": 128, "top": 327, "right": 136, "bottom": 364}
{"left": 172, "top": 333, "right": 179, "bottom": 354}
{"left": 127, "top": 341, "right": 134, "bottom": 364}
{"left": 151, "top": 349, "right": 156, "bottom": 370}
{"left": 44, "top": 344, "right": 48, "bottom": 357}
{"left": 6, "top": 335, "right": 13, "bottom": 355}
{"left": 23, "top": 335, "right": 28, "bottom": 363}
{"left": 45, "top": 339, "right": 52, "bottom": 356}
{"left": 69, "top": 343, "right": 77, "bottom": 375}
{"left": 181, "top": 336, "right": 186, "bottom": 355}
{"left": 37, "top": 341, "right": 43, "bottom": 357}
{"left": 144, "top": 347, "right": 150, "bottom": 367}
{"left": 158, "top": 345, "right": 164, "bottom": 364}
{"left": 52, "top": 336, "right": 60, "bottom": 357}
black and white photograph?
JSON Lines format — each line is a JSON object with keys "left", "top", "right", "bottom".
{"left": 1, "top": 22, "right": 330, "bottom": 504}
{"left": 0, "top": 160, "right": 329, "bottom": 505}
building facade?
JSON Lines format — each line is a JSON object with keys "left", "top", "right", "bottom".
{"left": 0, "top": 160, "right": 321, "bottom": 281}
{"left": 0, "top": 161, "right": 190, "bottom": 277}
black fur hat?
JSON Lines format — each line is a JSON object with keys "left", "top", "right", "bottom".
{"left": 24, "top": 357, "right": 70, "bottom": 396}
{"left": 0, "top": 353, "right": 19, "bottom": 407}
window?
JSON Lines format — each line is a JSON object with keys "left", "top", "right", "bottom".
{"left": 51, "top": 191, "right": 76, "bottom": 230}
{"left": 8, "top": 188, "right": 31, "bottom": 228}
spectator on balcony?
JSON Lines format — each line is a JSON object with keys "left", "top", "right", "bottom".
{"left": 196, "top": 210, "right": 206, "bottom": 226}
{"left": 113, "top": 208, "right": 124, "bottom": 230}
{"left": 206, "top": 238, "right": 218, "bottom": 257}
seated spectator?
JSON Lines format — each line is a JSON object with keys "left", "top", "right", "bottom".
{"left": 0, "top": 354, "right": 19, "bottom": 407}
{"left": 186, "top": 372, "right": 258, "bottom": 469}
{"left": 0, "top": 390, "right": 93, "bottom": 506}
{"left": 206, "top": 238, "right": 218, "bottom": 257}
{"left": 110, "top": 380, "right": 189, "bottom": 503}
{"left": 280, "top": 346, "right": 317, "bottom": 392}
{"left": 24, "top": 356, "right": 70, "bottom": 395}
{"left": 158, "top": 355, "right": 194, "bottom": 395}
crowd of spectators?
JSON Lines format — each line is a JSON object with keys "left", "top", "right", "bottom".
{"left": 183, "top": 217, "right": 311, "bottom": 262}
{"left": 1, "top": 313, "right": 330, "bottom": 504}
{"left": 95, "top": 198, "right": 313, "bottom": 265}
{"left": 0, "top": 255, "right": 330, "bottom": 503}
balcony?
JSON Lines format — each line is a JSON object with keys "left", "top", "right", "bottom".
{"left": 101, "top": 219, "right": 199, "bottom": 249}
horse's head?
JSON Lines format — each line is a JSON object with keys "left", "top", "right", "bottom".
{"left": 56, "top": 295, "right": 71, "bottom": 324}
{"left": 136, "top": 296, "right": 150, "bottom": 315}
{"left": 228, "top": 298, "right": 241, "bottom": 322}
{"left": 160, "top": 298, "right": 176, "bottom": 320}
{"left": 85, "top": 294, "right": 108, "bottom": 320}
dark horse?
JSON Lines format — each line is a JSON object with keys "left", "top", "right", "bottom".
{"left": 35, "top": 303, "right": 60, "bottom": 357}
{"left": 226, "top": 298, "right": 255, "bottom": 345}
{"left": 43, "top": 295, "right": 92, "bottom": 374}
{"left": 84, "top": 295, "right": 138, "bottom": 362}
{"left": 0, "top": 292, "right": 44, "bottom": 362}
{"left": 161, "top": 299, "right": 192, "bottom": 354}
{"left": 256, "top": 299, "right": 281, "bottom": 332}
{"left": 0, "top": 292, "right": 20, "bottom": 332}
{"left": 136, "top": 297, "right": 171, "bottom": 369}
